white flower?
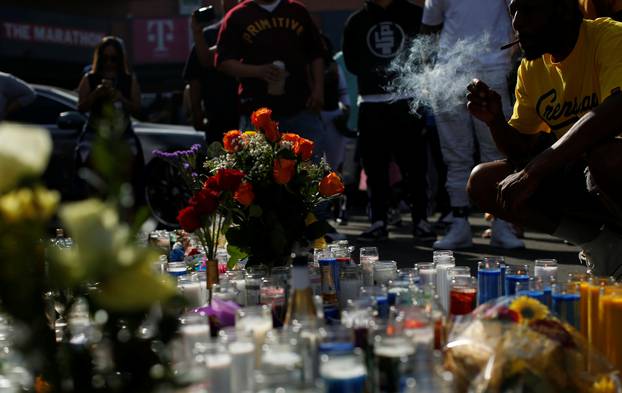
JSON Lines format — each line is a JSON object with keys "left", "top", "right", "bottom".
{"left": 0, "top": 123, "right": 52, "bottom": 193}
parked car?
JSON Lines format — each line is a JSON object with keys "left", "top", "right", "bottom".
{"left": 6, "top": 84, "right": 206, "bottom": 227}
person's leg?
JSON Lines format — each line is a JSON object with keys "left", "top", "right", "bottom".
{"left": 468, "top": 159, "right": 611, "bottom": 261}
{"left": 586, "top": 139, "right": 622, "bottom": 220}
{"left": 319, "top": 109, "right": 347, "bottom": 170}
{"left": 391, "top": 100, "right": 435, "bottom": 242}
{"left": 473, "top": 68, "right": 524, "bottom": 249}
{"left": 432, "top": 105, "right": 475, "bottom": 249}
{"left": 358, "top": 102, "right": 391, "bottom": 239}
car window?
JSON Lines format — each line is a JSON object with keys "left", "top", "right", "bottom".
{"left": 8, "top": 95, "right": 73, "bottom": 125}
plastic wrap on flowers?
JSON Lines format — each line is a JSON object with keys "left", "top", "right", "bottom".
{"left": 444, "top": 296, "right": 621, "bottom": 393}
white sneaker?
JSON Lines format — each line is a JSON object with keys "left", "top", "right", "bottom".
{"left": 490, "top": 219, "right": 525, "bottom": 249}
{"left": 578, "top": 228, "right": 622, "bottom": 278}
{"left": 433, "top": 217, "right": 473, "bottom": 250}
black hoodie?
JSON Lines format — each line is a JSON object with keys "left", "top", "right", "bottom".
{"left": 342, "top": 0, "right": 422, "bottom": 97}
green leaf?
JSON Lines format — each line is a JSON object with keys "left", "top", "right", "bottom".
{"left": 226, "top": 244, "right": 248, "bottom": 269}
{"left": 249, "top": 204, "right": 263, "bottom": 218}
{"left": 206, "top": 141, "right": 225, "bottom": 159}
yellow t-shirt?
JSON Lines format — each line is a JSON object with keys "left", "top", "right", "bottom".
{"left": 509, "top": 18, "right": 622, "bottom": 138}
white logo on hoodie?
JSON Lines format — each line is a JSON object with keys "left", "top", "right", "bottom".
{"left": 367, "top": 21, "right": 404, "bottom": 58}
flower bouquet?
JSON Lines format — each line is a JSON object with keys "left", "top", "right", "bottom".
{"left": 444, "top": 296, "right": 621, "bottom": 393}
{"left": 175, "top": 107, "right": 343, "bottom": 272}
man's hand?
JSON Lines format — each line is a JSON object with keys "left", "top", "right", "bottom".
{"left": 255, "top": 64, "right": 283, "bottom": 83}
{"left": 466, "top": 79, "right": 504, "bottom": 126}
{"left": 306, "top": 85, "right": 324, "bottom": 113}
{"left": 496, "top": 168, "right": 541, "bottom": 212}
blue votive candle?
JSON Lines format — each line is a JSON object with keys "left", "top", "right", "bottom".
{"left": 477, "top": 260, "right": 502, "bottom": 305}
{"left": 320, "top": 353, "right": 367, "bottom": 393}
{"left": 552, "top": 290, "right": 580, "bottom": 330}
{"left": 505, "top": 274, "right": 530, "bottom": 295}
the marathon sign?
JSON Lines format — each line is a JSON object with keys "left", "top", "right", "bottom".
{"left": 2, "top": 22, "right": 105, "bottom": 48}
{"left": 132, "top": 18, "right": 191, "bottom": 64}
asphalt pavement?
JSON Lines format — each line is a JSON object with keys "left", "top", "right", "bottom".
{"left": 330, "top": 211, "right": 587, "bottom": 279}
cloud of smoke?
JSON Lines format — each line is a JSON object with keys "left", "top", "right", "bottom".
{"left": 387, "top": 33, "right": 494, "bottom": 114}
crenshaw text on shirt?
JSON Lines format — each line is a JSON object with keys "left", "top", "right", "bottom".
{"left": 536, "top": 88, "right": 599, "bottom": 130}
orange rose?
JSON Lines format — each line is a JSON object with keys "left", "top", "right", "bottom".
{"left": 263, "top": 120, "right": 281, "bottom": 142}
{"left": 223, "top": 130, "right": 242, "bottom": 153}
{"left": 294, "top": 138, "right": 314, "bottom": 161}
{"left": 251, "top": 107, "right": 273, "bottom": 129}
{"left": 234, "top": 182, "right": 255, "bottom": 207}
{"left": 250, "top": 108, "right": 280, "bottom": 142}
{"left": 273, "top": 158, "right": 296, "bottom": 185}
{"left": 319, "top": 172, "right": 345, "bottom": 197}
{"left": 281, "top": 133, "right": 301, "bottom": 145}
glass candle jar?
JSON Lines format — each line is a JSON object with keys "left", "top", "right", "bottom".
{"left": 373, "top": 261, "right": 397, "bottom": 286}
{"left": 477, "top": 260, "right": 501, "bottom": 305}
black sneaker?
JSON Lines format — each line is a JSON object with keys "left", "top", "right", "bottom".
{"left": 413, "top": 219, "right": 437, "bottom": 244}
{"left": 358, "top": 221, "right": 388, "bottom": 242}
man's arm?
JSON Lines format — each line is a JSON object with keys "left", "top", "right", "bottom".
{"left": 189, "top": 79, "right": 207, "bottom": 131}
{"left": 191, "top": 14, "right": 212, "bottom": 67}
{"left": 467, "top": 79, "right": 538, "bottom": 162}
{"left": 218, "top": 60, "right": 281, "bottom": 82}
{"left": 526, "top": 93, "right": 622, "bottom": 177}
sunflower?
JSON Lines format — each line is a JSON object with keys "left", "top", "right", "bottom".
{"left": 592, "top": 376, "right": 618, "bottom": 393}
{"left": 509, "top": 296, "right": 549, "bottom": 323}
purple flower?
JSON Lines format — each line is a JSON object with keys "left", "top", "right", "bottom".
{"left": 193, "top": 298, "right": 239, "bottom": 328}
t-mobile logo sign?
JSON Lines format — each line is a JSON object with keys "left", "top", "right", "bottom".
{"left": 367, "top": 22, "right": 405, "bottom": 58}
{"left": 147, "top": 20, "right": 174, "bottom": 52}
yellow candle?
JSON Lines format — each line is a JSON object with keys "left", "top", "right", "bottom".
{"left": 600, "top": 287, "right": 622, "bottom": 373}
{"left": 588, "top": 278, "right": 613, "bottom": 353}
{"left": 579, "top": 282, "right": 589, "bottom": 337}
{"left": 569, "top": 274, "right": 591, "bottom": 338}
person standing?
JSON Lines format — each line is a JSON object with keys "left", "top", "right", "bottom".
{"left": 184, "top": 1, "right": 240, "bottom": 145}
{"left": 215, "top": 0, "right": 326, "bottom": 150}
{"left": 343, "top": 0, "right": 435, "bottom": 243}
{"left": 421, "top": 0, "right": 524, "bottom": 250}
{"left": 76, "top": 36, "right": 144, "bottom": 205}
{"left": 0, "top": 72, "right": 36, "bottom": 121}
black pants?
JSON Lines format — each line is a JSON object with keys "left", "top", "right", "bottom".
{"left": 358, "top": 100, "right": 428, "bottom": 224}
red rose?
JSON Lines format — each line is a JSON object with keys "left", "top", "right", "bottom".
{"left": 273, "top": 158, "right": 296, "bottom": 185}
{"left": 177, "top": 206, "right": 202, "bottom": 232}
{"left": 190, "top": 188, "right": 219, "bottom": 215}
{"left": 214, "top": 168, "right": 245, "bottom": 191}
{"left": 294, "top": 138, "right": 314, "bottom": 161}
{"left": 234, "top": 182, "right": 255, "bottom": 207}
{"left": 204, "top": 176, "right": 220, "bottom": 191}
